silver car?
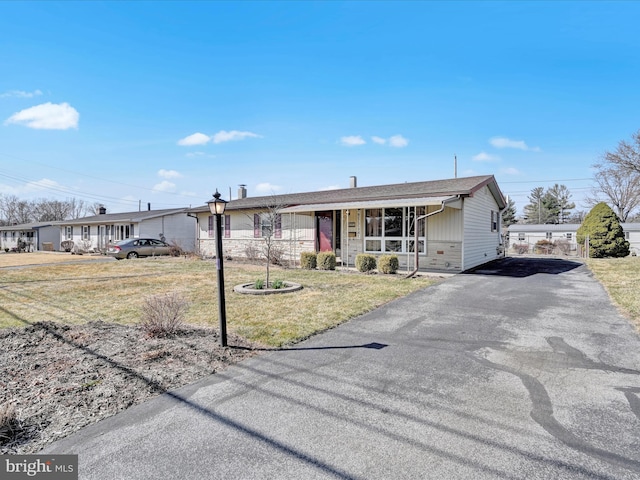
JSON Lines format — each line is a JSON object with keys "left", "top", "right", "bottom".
{"left": 107, "top": 238, "right": 172, "bottom": 259}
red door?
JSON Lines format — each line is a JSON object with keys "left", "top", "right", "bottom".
{"left": 317, "top": 212, "right": 333, "bottom": 252}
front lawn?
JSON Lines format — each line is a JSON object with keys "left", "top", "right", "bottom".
{"left": 587, "top": 257, "right": 640, "bottom": 329}
{"left": 0, "top": 257, "right": 436, "bottom": 346}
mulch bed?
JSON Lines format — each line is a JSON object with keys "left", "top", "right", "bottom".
{"left": 0, "top": 321, "right": 260, "bottom": 454}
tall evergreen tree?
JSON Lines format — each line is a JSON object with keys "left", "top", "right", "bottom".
{"left": 576, "top": 202, "right": 629, "bottom": 258}
{"left": 501, "top": 197, "right": 517, "bottom": 227}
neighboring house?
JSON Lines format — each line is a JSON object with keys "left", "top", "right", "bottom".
{"left": 0, "top": 222, "right": 61, "bottom": 252}
{"left": 189, "top": 175, "right": 507, "bottom": 273}
{"left": 506, "top": 223, "right": 640, "bottom": 256}
{"left": 56, "top": 207, "right": 197, "bottom": 253}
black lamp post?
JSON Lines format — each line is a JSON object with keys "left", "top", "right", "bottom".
{"left": 207, "top": 190, "right": 228, "bottom": 347}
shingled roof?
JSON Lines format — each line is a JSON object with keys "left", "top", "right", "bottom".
{"left": 58, "top": 208, "right": 189, "bottom": 225}
{"left": 192, "top": 175, "right": 505, "bottom": 212}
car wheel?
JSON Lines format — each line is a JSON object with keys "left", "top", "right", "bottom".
{"left": 127, "top": 251, "right": 139, "bottom": 259}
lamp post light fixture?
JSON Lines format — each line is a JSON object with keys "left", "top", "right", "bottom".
{"left": 207, "top": 190, "right": 229, "bottom": 347}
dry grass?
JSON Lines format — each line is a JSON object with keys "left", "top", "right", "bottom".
{"left": 0, "top": 257, "right": 436, "bottom": 346}
{"left": 586, "top": 257, "right": 640, "bottom": 330}
{"left": 0, "top": 252, "right": 104, "bottom": 268}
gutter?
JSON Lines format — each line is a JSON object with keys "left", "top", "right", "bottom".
{"left": 405, "top": 195, "right": 461, "bottom": 278}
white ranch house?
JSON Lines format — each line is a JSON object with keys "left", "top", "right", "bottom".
{"left": 56, "top": 207, "right": 196, "bottom": 253}
{"left": 190, "top": 175, "right": 507, "bottom": 273}
{"left": 1, "top": 208, "right": 197, "bottom": 253}
{"left": 0, "top": 222, "right": 59, "bottom": 252}
{"left": 506, "top": 223, "right": 640, "bottom": 256}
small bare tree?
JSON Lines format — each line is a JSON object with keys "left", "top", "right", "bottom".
{"left": 246, "top": 196, "right": 287, "bottom": 287}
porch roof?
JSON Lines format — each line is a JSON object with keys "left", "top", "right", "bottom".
{"left": 279, "top": 196, "right": 460, "bottom": 213}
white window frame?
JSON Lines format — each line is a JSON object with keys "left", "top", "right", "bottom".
{"left": 364, "top": 206, "right": 426, "bottom": 254}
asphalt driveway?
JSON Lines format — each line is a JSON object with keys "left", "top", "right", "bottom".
{"left": 43, "top": 257, "right": 640, "bottom": 479}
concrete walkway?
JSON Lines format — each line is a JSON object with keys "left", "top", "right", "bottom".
{"left": 43, "top": 257, "right": 640, "bottom": 479}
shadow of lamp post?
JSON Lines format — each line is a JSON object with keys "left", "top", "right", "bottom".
{"left": 207, "top": 190, "right": 229, "bottom": 347}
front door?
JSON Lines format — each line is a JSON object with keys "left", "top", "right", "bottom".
{"left": 316, "top": 211, "right": 333, "bottom": 252}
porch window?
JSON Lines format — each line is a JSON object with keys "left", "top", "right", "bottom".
{"left": 82, "top": 226, "right": 90, "bottom": 240}
{"left": 364, "top": 207, "right": 426, "bottom": 254}
{"left": 65, "top": 226, "right": 73, "bottom": 240}
{"left": 546, "top": 232, "right": 552, "bottom": 240}
{"left": 208, "top": 215, "right": 214, "bottom": 238}
{"left": 366, "top": 239, "right": 382, "bottom": 252}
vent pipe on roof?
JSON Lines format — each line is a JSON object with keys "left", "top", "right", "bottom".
{"left": 350, "top": 176, "right": 357, "bottom": 188}
{"left": 238, "top": 184, "right": 247, "bottom": 199}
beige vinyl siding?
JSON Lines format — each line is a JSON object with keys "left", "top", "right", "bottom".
{"left": 462, "top": 186, "right": 502, "bottom": 270}
{"left": 196, "top": 210, "right": 316, "bottom": 260}
{"left": 426, "top": 205, "right": 463, "bottom": 242}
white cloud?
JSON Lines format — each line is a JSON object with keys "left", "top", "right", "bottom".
{"left": 178, "top": 132, "right": 210, "bottom": 146}
{"left": 472, "top": 152, "right": 500, "bottom": 162}
{"left": 489, "top": 136, "right": 540, "bottom": 151}
{"left": 0, "top": 178, "right": 64, "bottom": 196}
{"left": 388, "top": 134, "right": 408, "bottom": 148}
{"left": 153, "top": 181, "right": 176, "bottom": 192}
{"left": 500, "top": 167, "right": 521, "bottom": 175}
{"left": 255, "top": 182, "right": 282, "bottom": 193}
{"left": 371, "top": 136, "right": 386, "bottom": 145}
{"left": 4, "top": 102, "right": 79, "bottom": 130}
{"left": 340, "top": 135, "right": 366, "bottom": 146}
{"left": 212, "top": 130, "right": 262, "bottom": 144}
{"left": 319, "top": 185, "right": 341, "bottom": 191}
{"left": 158, "top": 169, "right": 182, "bottom": 179}
{"left": 186, "top": 151, "right": 215, "bottom": 158}
{"left": 0, "top": 89, "right": 43, "bottom": 99}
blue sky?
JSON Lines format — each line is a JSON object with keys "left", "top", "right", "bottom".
{"left": 1, "top": 1, "right": 639, "bottom": 215}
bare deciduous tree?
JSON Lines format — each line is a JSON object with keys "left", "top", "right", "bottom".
{"left": 587, "top": 165, "right": 640, "bottom": 222}
{"left": 603, "top": 129, "right": 640, "bottom": 174}
{"left": 0, "top": 195, "right": 103, "bottom": 224}
{"left": 246, "top": 196, "right": 286, "bottom": 287}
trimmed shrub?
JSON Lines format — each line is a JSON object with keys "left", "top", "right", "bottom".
{"left": 140, "top": 292, "right": 189, "bottom": 337}
{"left": 378, "top": 254, "right": 399, "bottom": 274}
{"left": 300, "top": 252, "right": 317, "bottom": 269}
{"left": 534, "top": 239, "right": 553, "bottom": 254}
{"left": 317, "top": 251, "right": 336, "bottom": 270}
{"left": 577, "top": 202, "right": 630, "bottom": 258}
{"left": 61, "top": 240, "right": 74, "bottom": 252}
{"left": 355, "top": 254, "right": 377, "bottom": 273}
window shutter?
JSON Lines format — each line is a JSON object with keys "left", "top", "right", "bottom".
{"left": 224, "top": 215, "right": 231, "bottom": 238}
{"left": 254, "top": 214, "right": 260, "bottom": 238}
{"left": 208, "top": 216, "right": 214, "bottom": 238}
{"left": 275, "top": 214, "right": 282, "bottom": 239}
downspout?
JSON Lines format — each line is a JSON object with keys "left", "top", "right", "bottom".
{"left": 187, "top": 213, "right": 199, "bottom": 255}
{"left": 405, "top": 195, "right": 460, "bottom": 279}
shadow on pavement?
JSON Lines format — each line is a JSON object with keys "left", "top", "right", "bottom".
{"left": 464, "top": 256, "right": 583, "bottom": 278}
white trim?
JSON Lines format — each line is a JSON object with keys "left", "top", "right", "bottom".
{"left": 279, "top": 196, "right": 459, "bottom": 213}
